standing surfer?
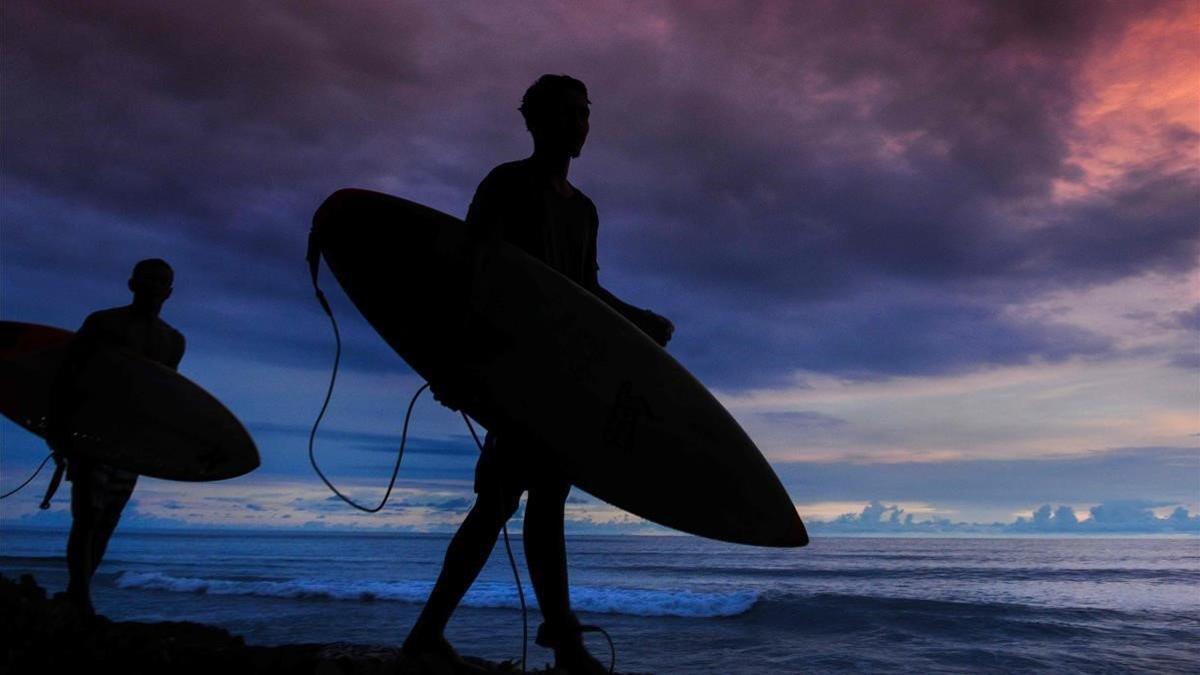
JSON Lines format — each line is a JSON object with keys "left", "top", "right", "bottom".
{"left": 47, "top": 259, "right": 186, "bottom": 616}
{"left": 401, "top": 75, "right": 673, "bottom": 673}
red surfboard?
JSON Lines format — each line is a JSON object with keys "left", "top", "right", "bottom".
{"left": 0, "top": 320, "right": 259, "bottom": 482}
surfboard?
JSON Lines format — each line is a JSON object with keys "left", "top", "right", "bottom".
{"left": 0, "top": 322, "right": 72, "bottom": 438}
{"left": 0, "top": 320, "right": 260, "bottom": 482}
{"left": 311, "top": 188, "right": 807, "bottom": 547}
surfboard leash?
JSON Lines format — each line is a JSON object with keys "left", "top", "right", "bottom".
{"left": 462, "top": 416, "right": 614, "bottom": 675}
{"left": 463, "top": 414, "right": 530, "bottom": 672}
{"left": 0, "top": 452, "right": 55, "bottom": 501}
{"left": 308, "top": 233, "right": 533, "bottom": 672}
{"left": 305, "top": 274, "right": 427, "bottom": 512}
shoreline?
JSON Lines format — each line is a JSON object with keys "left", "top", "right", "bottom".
{"left": 1, "top": 573, "right": 557, "bottom": 674}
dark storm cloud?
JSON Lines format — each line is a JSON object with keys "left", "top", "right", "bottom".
{"left": 3, "top": 0, "right": 1195, "bottom": 389}
{"left": 580, "top": 1, "right": 1197, "bottom": 384}
{"left": 1023, "top": 167, "right": 1200, "bottom": 284}
{"left": 2, "top": 0, "right": 475, "bottom": 307}
{"left": 2, "top": 0, "right": 439, "bottom": 377}
{"left": 668, "top": 287, "right": 1113, "bottom": 387}
{"left": 3, "top": 1, "right": 433, "bottom": 229}
{"left": 590, "top": 0, "right": 1189, "bottom": 284}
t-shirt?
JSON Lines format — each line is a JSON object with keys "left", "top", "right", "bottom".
{"left": 75, "top": 306, "right": 186, "bottom": 369}
{"left": 55, "top": 305, "right": 185, "bottom": 483}
{"left": 465, "top": 159, "right": 599, "bottom": 289}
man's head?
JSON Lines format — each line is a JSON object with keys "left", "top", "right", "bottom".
{"left": 128, "top": 258, "right": 173, "bottom": 313}
{"left": 519, "top": 74, "right": 590, "bottom": 158}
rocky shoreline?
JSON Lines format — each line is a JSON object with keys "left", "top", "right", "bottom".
{"left": 0, "top": 574, "right": 555, "bottom": 674}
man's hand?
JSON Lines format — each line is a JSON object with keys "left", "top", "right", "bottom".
{"left": 637, "top": 308, "right": 675, "bottom": 347}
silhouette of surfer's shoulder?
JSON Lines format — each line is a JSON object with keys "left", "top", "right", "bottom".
{"left": 468, "top": 159, "right": 595, "bottom": 217}
{"left": 478, "top": 159, "right": 532, "bottom": 190}
{"left": 466, "top": 159, "right": 537, "bottom": 233}
{"left": 77, "top": 306, "right": 184, "bottom": 370}
{"left": 473, "top": 158, "right": 592, "bottom": 202}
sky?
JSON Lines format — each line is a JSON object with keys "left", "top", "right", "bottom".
{"left": 2, "top": 0, "right": 1198, "bottom": 535}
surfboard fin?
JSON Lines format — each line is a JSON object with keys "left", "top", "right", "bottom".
{"left": 305, "top": 228, "right": 333, "bottom": 316}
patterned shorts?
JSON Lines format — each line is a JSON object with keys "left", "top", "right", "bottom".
{"left": 67, "top": 457, "right": 138, "bottom": 530}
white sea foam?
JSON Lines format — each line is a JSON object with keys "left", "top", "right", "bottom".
{"left": 114, "top": 571, "right": 759, "bottom": 618}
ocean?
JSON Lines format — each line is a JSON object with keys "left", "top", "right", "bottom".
{"left": 1, "top": 528, "right": 1197, "bottom": 673}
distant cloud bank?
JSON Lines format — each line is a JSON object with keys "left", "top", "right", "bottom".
{"left": 12, "top": 494, "right": 1199, "bottom": 537}
{"left": 809, "top": 500, "right": 1200, "bottom": 535}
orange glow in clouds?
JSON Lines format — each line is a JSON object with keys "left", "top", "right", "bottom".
{"left": 1054, "top": 3, "right": 1200, "bottom": 201}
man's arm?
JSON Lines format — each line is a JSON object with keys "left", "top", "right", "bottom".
{"left": 583, "top": 208, "right": 674, "bottom": 347}
{"left": 591, "top": 283, "right": 674, "bottom": 347}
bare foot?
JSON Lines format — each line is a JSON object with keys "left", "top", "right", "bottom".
{"left": 56, "top": 588, "right": 96, "bottom": 619}
{"left": 553, "top": 642, "right": 610, "bottom": 675}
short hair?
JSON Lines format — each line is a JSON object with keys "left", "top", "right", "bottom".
{"left": 519, "top": 74, "right": 589, "bottom": 133}
{"left": 132, "top": 258, "right": 173, "bottom": 281}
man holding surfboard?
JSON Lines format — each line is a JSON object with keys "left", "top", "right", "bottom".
{"left": 47, "top": 259, "right": 186, "bottom": 616}
{"left": 402, "top": 75, "right": 673, "bottom": 673}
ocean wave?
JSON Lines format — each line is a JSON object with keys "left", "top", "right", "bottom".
{"left": 586, "top": 563, "right": 1200, "bottom": 583}
{"left": 114, "top": 571, "right": 758, "bottom": 618}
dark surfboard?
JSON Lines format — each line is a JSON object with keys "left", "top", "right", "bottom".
{"left": 311, "top": 188, "right": 807, "bottom": 547}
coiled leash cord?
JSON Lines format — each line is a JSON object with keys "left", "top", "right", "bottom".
{"left": 305, "top": 288, "right": 422, "bottom": 514}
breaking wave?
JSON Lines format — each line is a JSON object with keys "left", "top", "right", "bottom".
{"left": 114, "top": 571, "right": 758, "bottom": 618}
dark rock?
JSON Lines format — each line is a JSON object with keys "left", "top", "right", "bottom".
{"left": 0, "top": 574, "right": 574, "bottom": 674}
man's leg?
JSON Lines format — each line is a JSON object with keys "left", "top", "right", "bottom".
{"left": 524, "top": 479, "right": 571, "bottom": 628}
{"left": 526, "top": 480, "right": 607, "bottom": 674}
{"left": 65, "top": 470, "right": 97, "bottom": 615}
{"left": 406, "top": 487, "right": 521, "bottom": 646}
{"left": 88, "top": 475, "right": 136, "bottom": 577}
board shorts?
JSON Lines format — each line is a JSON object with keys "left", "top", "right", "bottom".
{"left": 474, "top": 431, "right": 569, "bottom": 499}
{"left": 67, "top": 456, "right": 138, "bottom": 531}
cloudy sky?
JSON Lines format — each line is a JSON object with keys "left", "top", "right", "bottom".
{"left": 2, "top": 1, "right": 1197, "bottom": 534}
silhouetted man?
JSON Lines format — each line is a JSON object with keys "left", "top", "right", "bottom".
{"left": 402, "top": 75, "right": 673, "bottom": 674}
{"left": 47, "top": 259, "right": 185, "bottom": 616}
